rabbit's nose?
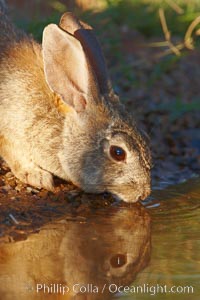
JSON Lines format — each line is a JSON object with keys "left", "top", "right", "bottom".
{"left": 140, "top": 187, "right": 151, "bottom": 200}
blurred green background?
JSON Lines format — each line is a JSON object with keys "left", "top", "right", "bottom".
{"left": 8, "top": 0, "right": 200, "bottom": 39}
{"left": 7, "top": 0, "right": 200, "bottom": 118}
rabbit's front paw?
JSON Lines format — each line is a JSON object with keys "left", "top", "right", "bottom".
{"left": 16, "top": 166, "right": 54, "bottom": 191}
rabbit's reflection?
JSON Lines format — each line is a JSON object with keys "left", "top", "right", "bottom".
{"left": 0, "top": 203, "right": 151, "bottom": 300}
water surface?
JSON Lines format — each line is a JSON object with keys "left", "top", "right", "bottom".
{"left": 133, "top": 178, "right": 200, "bottom": 300}
{"left": 0, "top": 178, "right": 199, "bottom": 300}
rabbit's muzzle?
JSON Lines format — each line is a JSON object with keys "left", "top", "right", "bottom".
{"left": 107, "top": 180, "right": 151, "bottom": 203}
{"left": 81, "top": 180, "right": 151, "bottom": 203}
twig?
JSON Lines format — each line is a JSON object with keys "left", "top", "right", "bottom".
{"left": 149, "top": 7, "right": 200, "bottom": 58}
{"left": 156, "top": 43, "right": 185, "bottom": 58}
{"left": 184, "top": 16, "right": 200, "bottom": 49}
{"left": 196, "top": 28, "right": 200, "bottom": 36}
{"left": 159, "top": 8, "right": 181, "bottom": 56}
{"left": 148, "top": 41, "right": 170, "bottom": 47}
{"left": 165, "top": 0, "right": 184, "bottom": 15}
{"left": 159, "top": 8, "right": 171, "bottom": 41}
{"left": 9, "top": 213, "right": 19, "bottom": 225}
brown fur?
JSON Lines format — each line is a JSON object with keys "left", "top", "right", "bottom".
{"left": 0, "top": 7, "right": 151, "bottom": 202}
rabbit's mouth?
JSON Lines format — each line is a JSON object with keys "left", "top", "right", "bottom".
{"left": 77, "top": 180, "right": 151, "bottom": 203}
{"left": 107, "top": 185, "right": 151, "bottom": 203}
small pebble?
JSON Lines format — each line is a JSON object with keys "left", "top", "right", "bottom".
{"left": 26, "top": 187, "right": 39, "bottom": 194}
{"left": 5, "top": 172, "right": 14, "bottom": 178}
{"left": 2, "top": 185, "right": 11, "bottom": 192}
{"left": 15, "top": 185, "right": 23, "bottom": 192}
{"left": 68, "top": 190, "right": 80, "bottom": 196}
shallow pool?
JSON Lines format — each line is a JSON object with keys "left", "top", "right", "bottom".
{"left": 0, "top": 178, "right": 199, "bottom": 300}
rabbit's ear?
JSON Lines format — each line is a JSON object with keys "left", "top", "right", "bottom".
{"left": 59, "top": 12, "right": 111, "bottom": 95}
{"left": 42, "top": 24, "right": 99, "bottom": 112}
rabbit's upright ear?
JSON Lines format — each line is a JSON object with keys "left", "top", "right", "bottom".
{"left": 59, "top": 12, "right": 111, "bottom": 95}
{"left": 42, "top": 23, "right": 99, "bottom": 112}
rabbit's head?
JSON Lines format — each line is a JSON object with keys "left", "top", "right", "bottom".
{"left": 42, "top": 13, "right": 151, "bottom": 202}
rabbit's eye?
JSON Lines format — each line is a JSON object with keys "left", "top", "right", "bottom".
{"left": 110, "top": 146, "right": 126, "bottom": 162}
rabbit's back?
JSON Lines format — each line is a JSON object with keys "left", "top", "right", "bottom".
{"left": 0, "top": 3, "right": 66, "bottom": 183}
{"left": 0, "top": 1, "right": 57, "bottom": 132}
{"left": 0, "top": 35, "right": 63, "bottom": 145}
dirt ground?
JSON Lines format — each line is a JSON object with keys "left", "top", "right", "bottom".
{"left": 0, "top": 157, "right": 121, "bottom": 243}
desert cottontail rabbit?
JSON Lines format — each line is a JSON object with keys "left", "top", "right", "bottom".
{"left": 0, "top": 1, "right": 151, "bottom": 202}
